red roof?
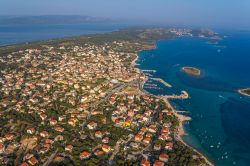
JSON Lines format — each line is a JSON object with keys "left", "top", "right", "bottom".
{"left": 20, "top": 162, "right": 29, "bottom": 166}
{"left": 153, "top": 160, "right": 164, "bottom": 166}
{"left": 141, "top": 159, "right": 151, "bottom": 166}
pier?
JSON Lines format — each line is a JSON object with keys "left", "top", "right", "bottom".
{"left": 160, "top": 91, "right": 189, "bottom": 100}
{"left": 150, "top": 78, "right": 172, "bottom": 88}
{"left": 141, "top": 69, "right": 157, "bottom": 73}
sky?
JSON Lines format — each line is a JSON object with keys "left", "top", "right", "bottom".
{"left": 1, "top": 0, "right": 250, "bottom": 28}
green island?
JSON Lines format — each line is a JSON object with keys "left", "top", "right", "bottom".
{"left": 0, "top": 28, "right": 213, "bottom": 166}
{"left": 182, "top": 67, "right": 201, "bottom": 76}
{"left": 238, "top": 88, "right": 250, "bottom": 97}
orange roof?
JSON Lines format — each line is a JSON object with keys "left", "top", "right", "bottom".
{"left": 80, "top": 151, "right": 91, "bottom": 157}
{"left": 159, "top": 153, "right": 169, "bottom": 162}
{"left": 135, "top": 134, "right": 143, "bottom": 141}
{"left": 143, "top": 137, "right": 152, "bottom": 144}
{"left": 153, "top": 160, "right": 164, "bottom": 166}
{"left": 141, "top": 159, "right": 151, "bottom": 166}
{"left": 94, "top": 150, "right": 104, "bottom": 156}
{"left": 20, "top": 162, "right": 29, "bottom": 166}
{"left": 28, "top": 157, "right": 38, "bottom": 165}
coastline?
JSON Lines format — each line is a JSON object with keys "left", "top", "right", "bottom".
{"left": 182, "top": 66, "right": 202, "bottom": 77}
{"left": 0, "top": 27, "right": 215, "bottom": 165}
{"left": 134, "top": 45, "right": 214, "bottom": 166}
{"left": 238, "top": 88, "right": 250, "bottom": 97}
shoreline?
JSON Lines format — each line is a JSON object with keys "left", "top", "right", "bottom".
{"left": 162, "top": 97, "right": 214, "bottom": 166}
{"left": 1, "top": 28, "right": 214, "bottom": 165}
{"left": 134, "top": 46, "right": 214, "bottom": 166}
{"left": 238, "top": 88, "right": 250, "bottom": 97}
{"left": 182, "top": 66, "right": 202, "bottom": 76}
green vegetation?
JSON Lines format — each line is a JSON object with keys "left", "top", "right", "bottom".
{"left": 182, "top": 67, "right": 201, "bottom": 76}
{"left": 239, "top": 88, "right": 250, "bottom": 96}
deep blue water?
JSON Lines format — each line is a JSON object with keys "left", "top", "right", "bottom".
{"left": 138, "top": 31, "right": 250, "bottom": 166}
{"left": 0, "top": 23, "right": 128, "bottom": 46}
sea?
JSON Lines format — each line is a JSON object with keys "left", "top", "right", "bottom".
{"left": 137, "top": 30, "right": 250, "bottom": 166}
{"left": 1, "top": 24, "right": 250, "bottom": 166}
{"left": 0, "top": 23, "right": 128, "bottom": 46}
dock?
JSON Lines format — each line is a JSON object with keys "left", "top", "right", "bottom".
{"left": 160, "top": 91, "right": 189, "bottom": 100}
{"left": 150, "top": 78, "right": 172, "bottom": 88}
{"left": 141, "top": 69, "right": 157, "bottom": 73}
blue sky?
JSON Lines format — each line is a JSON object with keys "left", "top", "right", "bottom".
{"left": 1, "top": 0, "right": 250, "bottom": 28}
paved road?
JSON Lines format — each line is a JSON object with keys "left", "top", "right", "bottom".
{"left": 109, "top": 134, "right": 134, "bottom": 165}
{"left": 42, "top": 149, "right": 58, "bottom": 166}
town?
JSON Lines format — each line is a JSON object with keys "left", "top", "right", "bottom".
{"left": 0, "top": 28, "right": 214, "bottom": 166}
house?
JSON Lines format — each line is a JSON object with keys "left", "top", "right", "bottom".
{"left": 40, "top": 147, "right": 49, "bottom": 154}
{"left": 20, "top": 162, "right": 29, "bottom": 166}
{"left": 68, "top": 118, "right": 78, "bottom": 126}
{"left": 153, "top": 160, "right": 164, "bottom": 166}
{"left": 40, "top": 131, "right": 49, "bottom": 138}
{"left": 40, "top": 114, "right": 47, "bottom": 121}
{"left": 28, "top": 157, "right": 38, "bottom": 165}
{"left": 153, "top": 144, "right": 161, "bottom": 151}
{"left": 102, "top": 144, "right": 111, "bottom": 153}
{"left": 143, "top": 137, "right": 151, "bottom": 144}
{"left": 54, "top": 155, "right": 64, "bottom": 162}
{"left": 145, "top": 133, "right": 153, "bottom": 138}
{"left": 165, "top": 142, "right": 173, "bottom": 151}
{"left": 140, "top": 127, "right": 147, "bottom": 133}
{"left": 135, "top": 134, "right": 143, "bottom": 142}
{"left": 0, "top": 144, "right": 5, "bottom": 153}
{"left": 65, "top": 145, "right": 73, "bottom": 152}
{"left": 95, "top": 131, "right": 103, "bottom": 138}
{"left": 148, "top": 125, "right": 157, "bottom": 133}
{"left": 4, "top": 134, "right": 14, "bottom": 140}
{"left": 58, "top": 116, "right": 66, "bottom": 122}
{"left": 55, "top": 127, "right": 64, "bottom": 133}
{"left": 27, "top": 128, "right": 35, "bottom": 135}
{"left": 23, "top": 153, "right": 34, "bottom": 160}
{"left": 162, "top": 109, "right": 172, "bottom": 115}
{"left": 87, "top": 122, "right": 97, "bottom": 130}
{"left": 80, "top": 151, "right": 91, "bottom": 160}
{"left": 94, "top": 150, "right": 104, "bottom": 156}
{"left": 159, "top": 153, "right": 169, "bottom": 162}
{"left": 102, "top": 137, "right": 109, "bottom": 144}
{"left": 0, "top": 137, "right": 5, "bottom": 143}
{"left": 141, "top": 159, "right": 151, "bottom": 166}
{"left": 45, "top": 138, "right": 54, "bottom": 144}
{"left": 50, "top": 119, "right": 57, "bottom": 126}
{"left": 161, "top": 127, "right": 169, "bottom": 134}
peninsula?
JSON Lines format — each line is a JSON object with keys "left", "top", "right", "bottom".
{"left": 182, "top": 66, "right": 201, "bottom": 76}
{"left": 0, "top": 28, "right": 213, "bottom": 166}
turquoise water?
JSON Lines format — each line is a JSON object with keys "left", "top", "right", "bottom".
{"left": 138, "top": 31, "right": 250, "bottom": 166}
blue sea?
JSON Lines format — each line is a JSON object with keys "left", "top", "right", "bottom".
{"left": 137, "top": 31, "right": 250, "bottom": 166}
{"left": 0, "top": 23, "right": 128, "bottom": 46}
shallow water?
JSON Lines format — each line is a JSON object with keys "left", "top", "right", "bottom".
{"left": 138, "top": 31, "right": 250, "bottom": 166}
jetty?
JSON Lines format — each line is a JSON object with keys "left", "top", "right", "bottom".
{"left": 150, "top": 78, "right": 172, "bottom": 88}
{"left": 141, "top": 69, "right": 157, "bottom": 73}
{"left": 160, "top": 91, "right": 189, "bottom": 100}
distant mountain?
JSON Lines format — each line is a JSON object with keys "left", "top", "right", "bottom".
{"left": 0, "top": 15, "right": 111, "bottom": 24}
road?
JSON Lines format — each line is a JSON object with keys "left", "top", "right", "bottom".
{"left": 109, "top": 134, "right": 134, "bottom": 165}
{"left": 42, "top": 149, "right": 58, "bottom": 166}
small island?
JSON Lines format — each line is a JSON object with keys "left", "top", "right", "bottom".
{"left": 238, "top": 88, "right": 250, "bottom": 97}
{"left": 182, "top": 66, "right": 201, "bottom": 76}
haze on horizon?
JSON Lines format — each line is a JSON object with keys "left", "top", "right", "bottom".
{"left": 1, "top": 0, "right": 250, "bottom": 29}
